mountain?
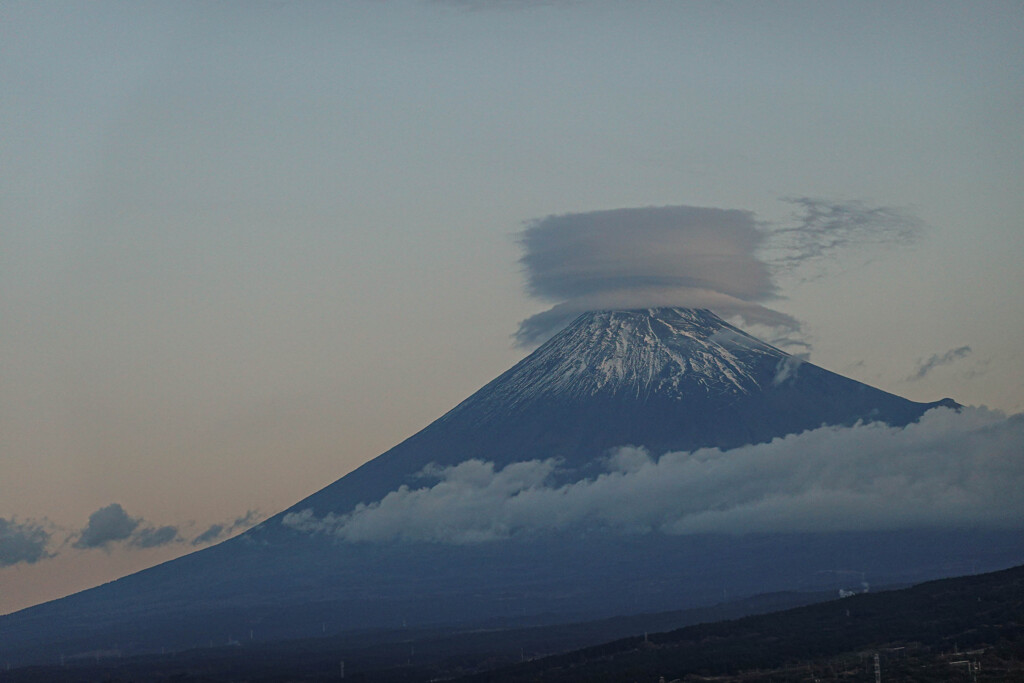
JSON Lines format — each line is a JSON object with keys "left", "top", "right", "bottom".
{"left": 283, "top": 308, "right": 951, "bottom": 519}
{"left": 0, "top": 308, "right": 1013, "bottom": 667}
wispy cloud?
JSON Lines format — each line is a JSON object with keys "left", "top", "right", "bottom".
{"left": 191, "top": 509, "right": 263, "bottom": 546}
{"left": 191, "top": 524, "right": 225, "bottom": 546}
{"left": 129, "top": 525, "right": 180, "bottom": 549}
{"left": 0, "top": 518, "right": 52, "bottom": 567}
{"left": 0, "top": 504, "right": 263, "bottom": 568}
{"left": 769, "top": 197, "right": 923, "bottom": 276}
{"left": 908, "top": 345, "right": 973, "bottom": 381}
{"left": 285, "top": 407, "right": 1024, "bottom": 542}
{"left": 772, "top": 354, "right": 808, "bottom": 386}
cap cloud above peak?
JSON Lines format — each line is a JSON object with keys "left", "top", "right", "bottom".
{"left": 516, "top": 205, "right": 790, "bottom": 345}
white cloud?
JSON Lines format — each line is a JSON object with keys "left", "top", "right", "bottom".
{"left": 284, "top": 407, "right": 1024, "bottom": 543}
{"left": 772, "top": 354, "right": 807, "bottom": 386}
{"left": 515, "top": 205, "right": 795, "bottom": 345}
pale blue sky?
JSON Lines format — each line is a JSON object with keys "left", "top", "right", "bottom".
{"left": 2, "top": 0, "right": 1022, "bottom": 613}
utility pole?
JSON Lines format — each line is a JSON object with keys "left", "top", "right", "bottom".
{"left": 873, "top": 653, "right": 881, "bottom": 683}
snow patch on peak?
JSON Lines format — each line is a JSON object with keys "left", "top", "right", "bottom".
{"left": 464, "top": 308, "right": 792, "bottom": 412}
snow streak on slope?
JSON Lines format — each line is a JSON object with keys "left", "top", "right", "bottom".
{"left": 472, "top": 308, "right": 787, "bottom": 408}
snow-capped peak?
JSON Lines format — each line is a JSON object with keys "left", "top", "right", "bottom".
{"left": 460, "top": 308, "right": 790, "bottom": 412}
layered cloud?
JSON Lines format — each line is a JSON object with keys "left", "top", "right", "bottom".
{"left": 0, "top": 518, "right": 52, "bottom": 567}
{"left": 516, "top": 200, "right": 924, "bottom": 345}
{"left": 284, "top": 406, "right": 1024, "bottom": 543}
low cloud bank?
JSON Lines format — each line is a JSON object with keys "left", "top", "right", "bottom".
{"left": 284, "top": 407, "right": 1024, "bottom": 543}
{"left": 71, "top": 505, "right": 264, "bottom": 552}
{"left": 0, "top": 506, "right": 262, "bottom": 570}
{"left": 516, "top": 200, "right": 923, "bottom": 346}
{"left": 71, "top": 503, "right": 183, "bottom": 551}
{"left": 72, "top": 504, "right": 182, "bottom": 551}
{"left": 0, "top": 518, "right": 51, "bottom": 567}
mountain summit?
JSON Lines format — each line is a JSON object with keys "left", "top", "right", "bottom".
{"left": 470, "top": 308, "right": 782, "bottom": 402}
{"left": 0, "top": 308, "right": 989, "bottom": 666}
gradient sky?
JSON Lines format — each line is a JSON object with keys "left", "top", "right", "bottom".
{"left": 2, "top": 0, "right": 1022, "bottom": 615}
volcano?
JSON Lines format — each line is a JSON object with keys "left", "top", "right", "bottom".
{"left": 283, "top": 308, "right": 952, "bottom": 520}
{"left": 2, "top": 308, "right": 1015, "bottom": 665}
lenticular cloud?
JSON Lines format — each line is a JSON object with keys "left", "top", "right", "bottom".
{"left": 284, "top": 407, "right": 1024, "bottom": 543}
{"left": 515, "top": 206, "right": 795, "bottom": 345}
{"left": 514, "top": 201, "right": 926, "bottom": 346}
